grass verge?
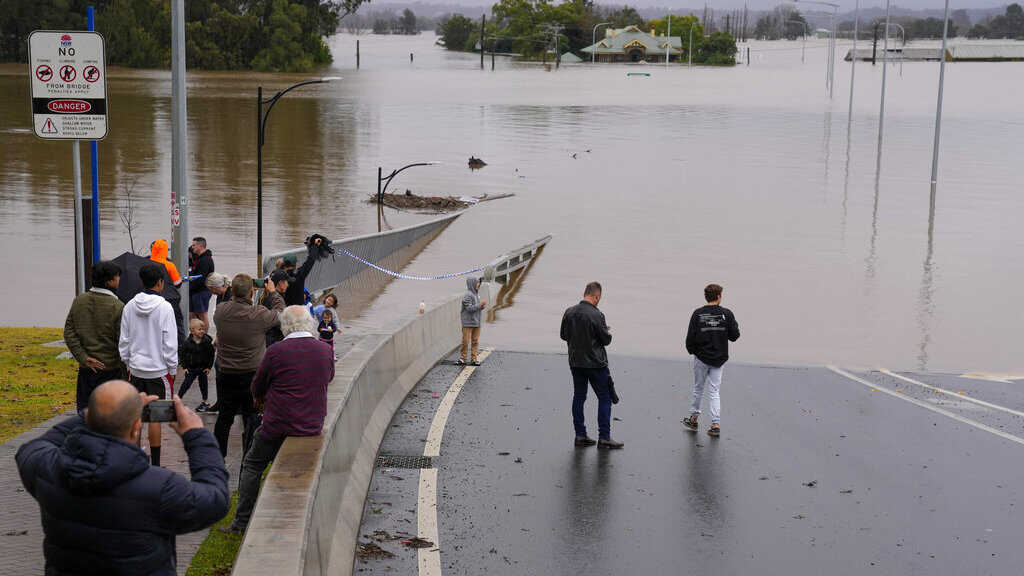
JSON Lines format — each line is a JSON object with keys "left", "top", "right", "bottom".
{"left": 186, "top": 492, "right": 243, "bottom": 576}
{"left": 0, "top": 327, "right": 78, "bottom": 443}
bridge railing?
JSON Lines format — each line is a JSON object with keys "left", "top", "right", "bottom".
{"left": 482, "top": 234, "right": 552, "bottom": 285}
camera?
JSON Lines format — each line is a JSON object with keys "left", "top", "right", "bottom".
{"left": 142, "top": 400, "right": 177, "bottom": 423}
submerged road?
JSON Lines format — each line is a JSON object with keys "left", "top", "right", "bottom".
{"left": 356, "top": 352, "right": 1024, "bottom": 575}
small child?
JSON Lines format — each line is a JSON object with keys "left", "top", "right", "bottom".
{"left": 179, "top": 318, "right": 215, "bottom": 411}
{"left": 318, "top": 308, "right": 340, "bottom": 357}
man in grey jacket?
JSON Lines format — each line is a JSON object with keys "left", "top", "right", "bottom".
{"left": 458, "top": 277, "right": 487, "bottom": 366}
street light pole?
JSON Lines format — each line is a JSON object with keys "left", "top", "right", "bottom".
{"left": 256, "top": 76, "right": 341, "bottom": 277}
{"left": 930, "top": 0, "right": 951, "bottom": 189}
{"left": 878, "top": 0, "right": 891, "bottom": 155}
{"left": 848, "top": 0, "right": 859, "bottom": 126}
{"left": 592, "top": 22, "right": 612, "bottom": 63}
{"left": 787, "top": 19, "right": 809, "bottom": 63}
{"left": 689, "top": 22, "right": 699, "bottom": 67}
{"left": 794, "top": 0, "right": 839, "bottom": 98}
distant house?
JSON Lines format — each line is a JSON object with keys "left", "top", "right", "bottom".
{"left": 581, "top": 25, "right": 683, "bottom": 63}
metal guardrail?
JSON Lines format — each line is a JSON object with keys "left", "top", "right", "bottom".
{"left": 482, "top": 234, "right": 552, "bottom": 284}
{"left": 262, "top": 212, "right": 460, "bottom": 297}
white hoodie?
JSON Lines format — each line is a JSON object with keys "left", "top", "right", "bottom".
{"left": 119, "top": 292, "right": 178, "bottom": 379}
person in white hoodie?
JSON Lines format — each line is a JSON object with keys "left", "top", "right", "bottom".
{"left": 120, "top": 262, "right": 179, "bottom": 466}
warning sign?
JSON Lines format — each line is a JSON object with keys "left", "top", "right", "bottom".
{"left": 28, "top": 31, "right": 107, "bottom": 140}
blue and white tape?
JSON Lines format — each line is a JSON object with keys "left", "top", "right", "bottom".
{"left": 336, "top": 247, "right": 485, "bottom": 281}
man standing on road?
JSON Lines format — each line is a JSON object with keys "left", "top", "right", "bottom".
{"left": 15, "top": 381, "right": 229, "bottom": 575}
{"left": 683, "top": 283, "right": 740, "bottom": 437}
{"left": 222, "top": 306, "right": 334, "bottom": 534}
{"left": 560, "top": 282, "right": 623, "bottom": 449}
{"left": 458, "top": 277, "right": 487, "bottom": 366}
{"left": 120, "top": 263, "right": 179, "bottom": 466}
{"left": 188, "top": 237, "right": 215, "bottom": 330}
{"left": 64, "top": 260, "right": 125, "bottom": 411}
{"left": 213, "top": 274, "right": 284, "bottom": 466}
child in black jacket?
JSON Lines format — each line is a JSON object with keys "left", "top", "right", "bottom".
{"left": 179, "top": 318, "right": 215, "bottom": 410}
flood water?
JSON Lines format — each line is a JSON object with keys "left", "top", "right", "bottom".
{"left": 1, "top": 34, "right": 1021, "bottom": 373}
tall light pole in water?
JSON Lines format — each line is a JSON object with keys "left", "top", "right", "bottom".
{"left": 847, "top": 0, "right": 859, "bottom": 127}
{"left": 689, "top": 22, "right": 700, "bottom": 67}
{"left": 786, "top": 19, "right": 809, "bottom": 63}
{"left": 171, "top": 0, "right": 189, "bottom": 320}
{"left": 877, "top": 0, "right": 892, "bottom": 154}
{"left": 592, "top": 22, "right": 612, "bottom": 63}
{"left": 930, "top": 0, "right": 951, "bottom": 190}
{"left": 794, "top": 0, "right": 839, "bottom": 98}
{"left": 256, "top": 77, "right": 341, "bottom": 276}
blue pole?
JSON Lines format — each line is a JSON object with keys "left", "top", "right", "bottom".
{"left": 88, "top": 6, "right": 100, "bottom": 261}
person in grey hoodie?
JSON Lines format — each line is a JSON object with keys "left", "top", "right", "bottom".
{"left": 458, "top": 277, "right": 487, "bottom": 366}
{"left": 120, "top": 263, "right": 179, "bottom": 466}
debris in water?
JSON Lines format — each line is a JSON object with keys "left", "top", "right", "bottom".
{"left": 758, "top": 476, "right": 770, "bottom": 480}
{"left": 356, "top": 542, "right": 395, "bottom": 562}
{"left": 512, "top": 493, "right": 529, "bottom": 497}
{"left": 803, "top": 480, "right": 818, "bottom": 488}
{"left": 498, "top": 452, "right": 510, "bottom": 456}
{"left": 513, "top": 457, "right": 523, "bottom": 463}
{"left": 468, "top": 156, "right": 487, "bottom": 168}
{"left": 840, "top": 489, "right": 854, "bottom": 494}
{"left": 792, "top": 514, "right": 806, "bottom": 520}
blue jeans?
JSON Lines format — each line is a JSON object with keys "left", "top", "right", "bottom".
{"left": 571, "top": 367, "right": 612, "bottom": 440}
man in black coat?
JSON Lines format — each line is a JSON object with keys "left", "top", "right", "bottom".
{"left": 188, "top": 237, "right": 216, "bottom": 330}
{"left": 280, "top": 236, "right": 322, "bottom": 306}
{"left": 683, "top": 283, "right": 740, "bottom": 437}
{"left": 16, "top": 380, "right": 229, "bottom": 575}
{"left": 560, "top": 281, "right": 623, "bottom": 449}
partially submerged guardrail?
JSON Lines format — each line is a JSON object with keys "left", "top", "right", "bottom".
{"left": 482, "top": 234, "right": 552, "bottom": 285}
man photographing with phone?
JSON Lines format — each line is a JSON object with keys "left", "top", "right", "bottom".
{"left": 15, "top": 381, "right": 229, "bottom": 575}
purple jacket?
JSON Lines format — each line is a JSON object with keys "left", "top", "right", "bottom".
{"left": 251, "top": 333, "right": 334, "bottom": 439}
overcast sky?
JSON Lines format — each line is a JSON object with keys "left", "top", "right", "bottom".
{"left": 380, "top": 0, "right": 1008, "bottom": 14}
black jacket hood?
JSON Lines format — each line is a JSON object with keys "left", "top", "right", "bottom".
{"left": 57, "top": 428, "right": 150, "bottom": 497}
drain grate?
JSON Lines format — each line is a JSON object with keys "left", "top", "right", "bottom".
{"left": 376, "top": 454, "right": 433, "bottom": 469}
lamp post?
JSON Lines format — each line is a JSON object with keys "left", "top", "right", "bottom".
{"left": 847, "top": 0, "right": 859, "bottom": 127}
{"left": 794, "top": 0, "right": 839, "bottom": 98}
{"left": 592, "top": 22, "right": 612, "bottom": 63}
{"left": 886, "top": 22, "right": 906, "bottom": 76}
{"left": 787, "top": 19, "right": 809, "bottom": 63}
{"left": 257, "top": 76, "right": 341, "bottom": 277}
{"left": 377, "top": 162, "right": 442, "bottom": 232}
{"left": 930, "top": 0, "right": 951, "bottom": 190}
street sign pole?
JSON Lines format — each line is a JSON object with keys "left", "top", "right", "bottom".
{"left": 171, "top": 0, "right": 190, "bottom": 321}
{"left": 88, "top": 6, "right": 100, "bottom": 262}
{"left": 72, "top": 140, "right": 85, "bottom": 294}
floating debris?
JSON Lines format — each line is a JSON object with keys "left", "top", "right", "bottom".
{"left": 803, "top": 480, "right": 818, "bottom": 488}
{"left": 468, "top": 156, "right": 487, "bottom": 168}
{"left": 401, "top": 537, "right": 435, "bottom": 549}
{"left": 356, "top": 542, "right": 395, "bottom": 562}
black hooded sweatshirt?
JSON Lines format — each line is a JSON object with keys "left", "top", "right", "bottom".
{"left": 685, "top": 304, "right": 740, "bottom": 368}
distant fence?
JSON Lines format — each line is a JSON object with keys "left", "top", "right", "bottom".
{"left": 262, "top": 213, "right": 461, "bottom": 298}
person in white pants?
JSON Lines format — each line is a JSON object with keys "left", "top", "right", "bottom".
{"left": 683, "top": 283, "right": 740, "bottom": 437}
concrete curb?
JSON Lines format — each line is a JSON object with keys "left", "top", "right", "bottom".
{"left": 232, "top": 295, "right": 462, "bottom": 576}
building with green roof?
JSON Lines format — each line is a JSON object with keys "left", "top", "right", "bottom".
{"left": 581, "top": 25, "right": 684, "bottom": 63}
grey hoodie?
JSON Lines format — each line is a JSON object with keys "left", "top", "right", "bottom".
{"left": 119, "top": 291, "right": 178, "bottom": 379}
{"left": 461, "top": 277, "right": 484, "bottom": 327}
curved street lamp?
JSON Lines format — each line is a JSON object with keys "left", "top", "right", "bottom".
{"left": 377, "top": 162, "right": 442, "bottom": 232}
{"left": 257, "top": 76, "right": 341, "bottom": 276}
{"left": 689, "top": 22, "right": 701, "bottom": 68}
{"left": 794, "top": 0, "right": 839, "bottom": 98}
{"left": 787, "top": 19, "right": 810, "bottom": 63}
{"left": 592, "top": 22, "right": 612, "bottom": 63}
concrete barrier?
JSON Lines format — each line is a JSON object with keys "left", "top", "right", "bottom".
{"left": 232, "top": 295, "right": 462, "bottom": 576}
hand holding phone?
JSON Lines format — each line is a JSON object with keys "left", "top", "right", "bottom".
{"left": 141, "top": 400, "right": 177, "bottom": 423}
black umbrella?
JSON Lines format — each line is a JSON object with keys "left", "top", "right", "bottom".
{"left": 112, "top": 251, "right": 186, "bottom": 343}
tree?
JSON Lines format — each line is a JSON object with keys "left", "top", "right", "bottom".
{"left": 698, "top": 31, "right": 736, "bottom": 64}
{"left": 251, "top": 0, "right": 314, "bottom": 72}
{"left": 783, "top": 10, "right": 807, "bottom": 40}
{"left": 400, "top": 9, "right": 418, "bottom": 35}
{"left": 753, "top": 13, "right": 780, "bottom": 40}
{"left": 439, "top": 14, "right": 475, "bottom": 50}
{"left": 649, "top": 14, "right": 701, "bottom": 38}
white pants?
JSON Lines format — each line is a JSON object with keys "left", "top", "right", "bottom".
{"left": 689, "top": 358, "right": 722, "bottom": 424}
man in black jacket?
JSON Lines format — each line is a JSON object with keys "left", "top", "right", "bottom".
{"left": 560, "top": 282, "right": 623, "bottom": 449}
{"left": 188, "top": 237, "right": 215, "bottom": 330}
{"left": 683, "top": 283, "right": 740, "bottom": 437}
{"left": 16, "top": 380, "right": 229, "bottom": 575}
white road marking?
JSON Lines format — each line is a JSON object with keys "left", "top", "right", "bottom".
{"left": 417, "top": 468, "right": 441, "bottom": 575}
{"left": 423, "top": 348, "right": 493, "bottom": 458}
{"left": 960, "top": 372, "right": 1024, "bottom": 384}
{"left": 827, "top": 366, "right": 1024, "bottom": 447}
{"left": 417, "top": 347, "right": 493, "bottom": 576}
{"left": 879, "top": 368, "right": 1024, "bottom": 419}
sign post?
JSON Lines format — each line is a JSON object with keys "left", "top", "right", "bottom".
{"left": 29, "top": 30, "right": 107, "bottom": 294}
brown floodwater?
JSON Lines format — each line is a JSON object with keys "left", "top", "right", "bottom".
{"left": 1, "top": 34, "right": 1022, "bottom": 373}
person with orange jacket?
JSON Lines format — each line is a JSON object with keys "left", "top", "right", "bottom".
{"left": 149, "top": 239, "right": 182, "bottom": 286}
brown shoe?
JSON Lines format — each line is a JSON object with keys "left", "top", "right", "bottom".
{"left": 597, "top": 438, "right": 624, "bottom": 449}
{"left": 574, "top": 436, "right": 597, "bottom": 447}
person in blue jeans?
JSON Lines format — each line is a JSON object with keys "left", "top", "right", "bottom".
{"left": 683, "top": 283, "right": 740, "bottom": 437}
{"left": 560, "top": 282, "right": 623, "bottom": 449}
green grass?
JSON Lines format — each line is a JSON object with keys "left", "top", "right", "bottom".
{"left": 0, "top": 327, "right": 78, "bottom": 443}
{"left": 186, "top": 492, "right": 243, "bottom": 576}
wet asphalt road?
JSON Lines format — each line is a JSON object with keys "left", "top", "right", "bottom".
{"left": 356, "top": 352, "right": 1024, "bottom": 575}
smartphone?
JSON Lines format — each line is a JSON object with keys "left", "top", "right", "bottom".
{"left": 142, "top": 400, "right": 177, "bottom": 422}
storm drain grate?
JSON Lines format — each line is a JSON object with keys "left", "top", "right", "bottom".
{"left": 376, "top": 454, "right": 433, "bottom": 469}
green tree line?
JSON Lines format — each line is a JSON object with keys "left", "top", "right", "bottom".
{"left": 0, "top": 0, "right": 364, "bottom": 71}
{"left": 437, "top": 0, "right": 737, "bottom": 65}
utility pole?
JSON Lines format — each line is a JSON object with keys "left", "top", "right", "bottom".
{"left": 878, "top": 0, "right": 891, "bottom": 157}
{"left": 930, "top": 0, "right": 951, "bottom": 188}
{"left": 872, "top": 23, "right": 878, "bottom": 65}
{"left": 480, "top": 14, "right": 486, "bottom": 70}
{"left": 171, "top": 0, "right": 189, "bottom": 320}
{"left": 848, "top": 0, "right": 860, "bottom": 126}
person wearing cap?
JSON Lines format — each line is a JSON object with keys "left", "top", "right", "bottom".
{"left": 263, "top": 270, "right": 291, "bottom": 347}
{"left": 280, "top": 237, "right": 322, "bottom": 306}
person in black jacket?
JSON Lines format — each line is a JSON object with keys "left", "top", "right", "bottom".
{"left": 179, "top": 318, "right": 216, "bottom": 411}
{"left": 188, "top": 237, "right": 215, "bottom": 330}
{"left": 15, "top": 380, "right": 229, "bottom": 576}
{"left": 683, "top": 283, "right": 740, "bottom": 437}
{"left": 281, "top": 236, "right": 322, "bottom": 306}
{"left": 559, "top": 282, "right": 623, "bottom": 449}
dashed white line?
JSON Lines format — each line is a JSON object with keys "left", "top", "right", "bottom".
{"left": 418, "top": 347, "right": 493, "bottom": 576}
{"left": 879, "top": 368, "right": 1024, "bottom": 419}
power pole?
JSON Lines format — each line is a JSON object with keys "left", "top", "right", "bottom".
{"left": 171, "top": 0, "right": 190, "bottom": 320}
{"left": 480, "top": 14, "right": 486, "bottom": 70}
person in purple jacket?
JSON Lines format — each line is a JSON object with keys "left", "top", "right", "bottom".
{"left": 222, "top": 306, "right": 334, "bottom": 534}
